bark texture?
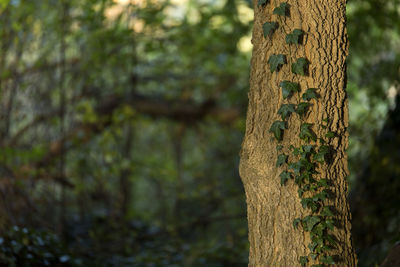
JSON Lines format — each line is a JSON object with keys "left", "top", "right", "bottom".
{"left": 239, "top": 0, "right": 357, "bottom": 266}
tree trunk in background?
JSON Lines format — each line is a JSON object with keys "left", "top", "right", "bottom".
{"left": 239, "top": 0, "right": 357, "bottom": 266}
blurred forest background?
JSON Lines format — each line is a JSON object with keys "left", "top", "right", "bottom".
{"left": 0, "top": 0, "right": 399, "bottom": 266}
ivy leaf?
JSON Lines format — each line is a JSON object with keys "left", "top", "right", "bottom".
{"left": 321, "top": 206, "right": 334, "bottom": 217}
{"left": 297, "top": 187, "right": 305, "bottom": 196}
{"left": 293, "top": 218, "right": 301, "bottom": 229}
{"left": 280, "top": 171, "right": 292, "bottom": 185}
{"left": 292, "top": 57, "right": 309, "bottom": 76}
{"left": 296, "top": 102, "right": 311, "bottom": 116}
{"left": 263, "top": 22, "right": 278, "bottom": 38}
{"left": 276, "top": 154, "right": 288, "bottom": 167}
{"left": 310, "top": 254, "right": 319, "bottom": 261}
{"left": 276, "top": 145, "right": 283, "bottom": 151}
{"left": 325, "top": 131, "right": 335, "bottom": 138}
{"left": 299, "top": 123, "right": 316, "bottom": 141}
{"left": 269, "top": 121, "right": 286, "bottom": 141}
{"left": 299, "top": 256, "right": 308, "bottom": 267}
{"left": 277, "top": 104, "right": 295, "bottom": 120}
{"left": 321, "top": 255, "right": 335, "bottom": 265}
{"left": 319, "top": 180, "right": 329, "bottom": 189}
{"left": 308, "top": 242, "right": 318, "bottom": 252}
{"left": 302, "top": 88, "right": 317, "bottom": 101}
{"left": 303, "top": 215, "right": 321, "bottom": 231}
{"left": 268, "top": 54, "right": 286, "bottom": 73}
{"left": 273, "top": 2, "right": 289, "bottom": 16}
{"left": 325, "top": 234, "right": 337, "bottom": 246}
{"left": 325, "top": 219, "right": 335, "bottom": 230}
{"left": 279, "top": 81, "right": 299, "bottom": 99}
{"left": 302, "top": 145, "right": 314, "bottom": 153}
{"left": 286, "top": 29, "right": 303, "bottom": 44}
{"left": 301, "top": 198, "right": 319, "bottom": 212}
{"left": 258, "top": 0, "right": 268, "bottom": 6}
{"left": 288, "top": 162, "right": 301, "bottom": 174}
{"left": 312, "top": 191, "right": 328, "bottom": 202}
{"left": 313, "top": 145, "right": 330, "bottom": 163}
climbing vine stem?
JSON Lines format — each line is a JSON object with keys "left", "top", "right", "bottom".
{"left": 263, "top": 1, "right": 338, "bottom": 266}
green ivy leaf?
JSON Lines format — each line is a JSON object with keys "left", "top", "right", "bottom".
{"left": 293, "top": 218, "right": 301, "bottom": 229}
{"left": 325, "top": 219, "right": 335, "bottom": 230}
{"left": 276, "top": 154, "right": 288, "bottom": 167}
{"left": 269, "top": 121, "right": 286, "bottom": 141}
{"left": 292, "top": 57, "right": 309, "bottom": 76}
{"left": 280, "top": 171, "right": 292, "bottom": 185}
{"left": 312, "top": 191, "right": 328, "bottom": 202}
{"left": 325, "top": 131, "right": 335, "bottom": 138}
{"left": 325, "top": 234, "right": 337, "bottom": 246}
{"left": 313, "top": 145, "right": 330, "bottom": 163}
{"left": 303, "top": 215, "right": 321, "bottom": 231}
{"left": 321, "top": 206, "right": 334, "bottom": 217}
{"left": 299, "top": 123, "right": 316, "bottom": 141}
{"left": 321, "top": 255, "right": 335, "bottom": 265}
{"left": 278, "top": 104, "right": 295, "bottom": 120}
{"left": 268, "top": 54, "right": 286, "bottom": 73}
{"left": 308, "top": 241, "right": 318, "bottom": 252}
{"left": 258, "top": 0, "right": 268, "bottom": 6}
{"left": 310, "top": 255, "right": 319, "bottom": 261}
{"left": 276, "top": 145, "right": 283, "bottom": 151}
{"left": 296, "top": 102, "right": 311, "bottom": 116}
{"left": 280, "top": 81, "right": 300, "bottom": 99}
{"left": 297, "top": 185, "right": 305, "bottom": 196}
{"left": 299, "top": 256, "right": 308, "bottom": 267}
{"left": 302, "top": 145, "right": 314, "bottom": 153}
{"left": 273, "top": 2, "right": 289, "bottom": 16}
{"left": 288, "top": 161, "right": 302, "bottom": 174}
{"left": 286, "top": 29, "right": 304, "bottom": 44}
{"left": 263, "top": 22, "right": 278, "bottom": 38}
{"left": 301, "top": 198, "right": 319, "bottom": 212}
{"left": 317, "top": 178, "right": 328, "bottom": 187}
{"left": 302, "top": 88, "right": 317, "bottom": 101}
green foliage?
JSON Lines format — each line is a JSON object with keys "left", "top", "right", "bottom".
{"left": 280, "top": 171, "right": 292, "bottom": 185}
{"left": 313, "top": 145, "right": 330, "bottom": 163}
{"left": 268, "top": 54, "right": 286, "bottom": 73}
{"left": 280, "top": 81, "right": 300, "bottom": 99}
{"left": 286, "top": 29, "right": 304, "bottom": 44}
{"left": 273, "top": 3, "right": 289, "bottom": 16}
{"left": 278, "top": 104, "right": 296, "bottom": 120}
{"left": 325, "top": 131, "right": 335, "bottom": 138}
{"left": 320, "top": 255, "right": 335, "bottom": 264}
{"left": 303, "top": 216, "right": 321, "bottom": 231}
{"left": 263, "top": 22, "right": 278, "bottom": 37}
{"left": 299, "top": 123, "right": 317, "bottom": 142}
{"left": 276, "top": 154, "right": 288, "bottom": 167}
{"left": 321, "top": 206, "right": 334, "bottom": 217}
{"left": 293, "top": 218, "right": 301, "bottom": 229}
{"left": 302, "top": 88, "right": 318, "bottom": 101}
{"left": 268, "top": 21, "right": 340, "bottom": 263}
{"left": 0, "top": 226, "right": 76, "bottom": 266}
{"left": 269, "top": 121, "right": 286, "bottom": 141}
{"left": 300, "top": 256, "right": 308, "bottom": 267}
{"left": 292, "top": 57, "right": 309, "bottom": 76}
{"left": 296, "top": 102, "right": 311, "bottom": 116}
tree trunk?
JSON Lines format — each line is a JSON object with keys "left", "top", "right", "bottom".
{"left": 239, "top": 0, "right": 357, "bottom": 266}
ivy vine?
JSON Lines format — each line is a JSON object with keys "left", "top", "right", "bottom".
{"left": 261, "top": 1, "right": 338, "bottom": 266}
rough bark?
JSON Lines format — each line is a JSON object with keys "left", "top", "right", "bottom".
{"left": 239, "top": 0, "right": 357, "bottom": 266}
